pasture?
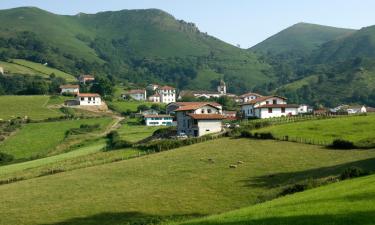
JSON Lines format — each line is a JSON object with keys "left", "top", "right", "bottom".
{"left": 254, "top": 114, "right": 375, "bottom": 147}
{"left": 177, "top": 174, "right": 375, "bottom": 225}
{"left": 0, "top": 117, "right": 113, "bottom": 161}
{"left": 0, "top": 95, "right": 64, "bottom": 120}
{"left": 1, "top": 138, "right": 375, "bottom": 225}
{"left": 109, "top": 100, "right": 163, "bottom": 113}
{"left": 117, "top": 119, "right": 161, "bottom": 142}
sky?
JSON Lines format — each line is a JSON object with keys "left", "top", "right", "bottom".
{"left": 1, "top": 0, "right": 375, "bottom": 48}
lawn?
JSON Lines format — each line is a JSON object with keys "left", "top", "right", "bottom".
{"left": 117, "top": 119, "right": 162, "bottom": 143}
{"left": 254, "top": 114, "right": 375, "bottom": 147}
{"left": 11, "top": 59, "right": 76, "bottom": 81}
{"left": 0, "top": 117, "right": 113, "bottom": 160}
{"left": 109, "top": 100, "right": 164, "bottom": 113}
{"left": 1, "top": 138, "right": 375, "bottom": 225}
{"left": 0, "top": 95, "right": 64, "bottom": 120}
{"left": 0, "top": 60, "right": 38, "bottom": 75}
{"left": 176, "top": 174, "right": 375, "bottom": 225}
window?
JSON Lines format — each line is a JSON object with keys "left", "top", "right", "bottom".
{"left": 81, "top": 97, "right": 84, "bottom": 101}
{"left": 268, "top": 108, "right": 273, "bottom": 113}
{"left": 266, "top": 101, "right": 269, "bottom": 104}
{"left": 281, "top": 108, "right": 285, "bottom": 113}
{"left": 88, "top": 97, "right": 91, "bottom": 101}
{"left": 201, "top": 109, "right": 205, "bottom": 113}
{"left": 273, "top": 100, "right": 277, "bottom": 104}
{"left": 207, "top": 109, "right": 212, "bottom": 113}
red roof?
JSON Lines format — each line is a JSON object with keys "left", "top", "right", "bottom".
{"left": 256, "top": 104, "right": 299, "bottom": 109}
{"left": 60, "top": 85, "right": 79, "bottom": 89}
{"left": 241, "top": 96, "right": 287, "bottom": 105}
{"left": 144, "top": 114, "right": 173, "bottom": 118}
{"left": 159, "top": 85, "right": 175, "bottom": 90}
{"left": 80, "top": 75, "right": 95, "bottom": 79}
{"left": 174, "top": 102, "right": 222, "bottom": 112}
{"left": 77, "top": 93, "right": 100, "bottom": 97}
{"left": 187, "top": 113, "right": 225, "bottom": 120}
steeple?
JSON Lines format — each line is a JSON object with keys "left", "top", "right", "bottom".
{"left": 217, "top": 79, "right": 226, "bottom": 94}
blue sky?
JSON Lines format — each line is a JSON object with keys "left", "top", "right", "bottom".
{"left": 1, "top": 0, "right": 375, "bottom": 48}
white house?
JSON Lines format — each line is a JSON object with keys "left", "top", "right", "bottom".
{"left": 122, "top": 89, "right": 147, "bottom": 101}
{"left": 76, "top": 93, "right": 102, "bottom": 106}
{"left": 331, "top": 105, "right": 367, "bottom": 114}
{"left": 144, "top": 115, "right": 173, "bottom": 126}
{"left": 241, "top": 96, "right": 299, "bottom": 119}
{"left": 148, "top": 94, "right": 161, "bottom": 103}
{"left": 178, "top": 80, "right": 236, "bottom": 100}
{"left": 146, "top": 84, "right": 160, "bottom": 91}
{"left": 298, "top": 104, "right": 313, "bottom": 114}
{"left": 60, "top": 84, "right": 80, "bottom": 95}
{"left": 157, "top": 86, "right": 176, "bottom": 104}
{"left": 166, "top": 102, "right": 222, "bottom": 114}
{"left": 78, "top": 75, "right": 95, "bottom": 84}
{"left": 238, "top": 92, "right": 263, "bottom": 103}
{"left": 174, "top": 102, "right": 224, "bottom": 137}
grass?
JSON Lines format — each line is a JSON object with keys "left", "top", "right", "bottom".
{"left": 0, "top": 117, "right": 113, "bottom": 160}
{"left": 0, "top": 60, "right": 38, "bottom": 75}
{"left": 109, "top": 100, "right": 162, "bottom": 113}
{"left": 176, "top": 174, "right": 375, "bottom": 225}
{"left": 1, "top": 138, "right": 375, "bottom": 225}
{"left": 254, "top": 114, "right": 375, "bottom": 147}
{"left": 0, "top": 95, "right": 64, "bottom": 120}
{"left": 117, "top": 119, "right": 161, "bottom": 143}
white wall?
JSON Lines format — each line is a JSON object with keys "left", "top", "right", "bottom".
{"left": 193, "top": 105, "right": 221, "bottom": 114}
{"left": 258, "top": 107, "right": 298, "bottom": 119}
{"left": 145, "top": 117, "right": 173, "bottom": 126}
{"left": 158, "top": 89, "right": 176, "bottom": 104}
{"left": 78, "top": 96, "right": 102, "bottom": 106}
{"left": 197, "top": 120, "right": 222, "bottom": 136}
{"left": 61, "top": 88, "right": 79, "bottom": 94}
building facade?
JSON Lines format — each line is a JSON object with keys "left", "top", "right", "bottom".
{"left": 241, "top": 96, "right": 299, "bottom": 119}
{"left": 144, "top": 115, "right": 173, "bottom": 126}
{"left": 174, "top": 102, "right": 224, "bottom": 137}
{"left": 60, "top": 85, "right": 80, "bottom": 95}
{"left": 157, "top": 86, "right": 176, "bottom": 104}
{"left": 122, "top": 89, "right": 147, "bottom": 101}
{"left": 78, "top": 75, "right": 95, "bottom": 84}
{"left": 76, "top": 93, "right": 102, "bottom": 106}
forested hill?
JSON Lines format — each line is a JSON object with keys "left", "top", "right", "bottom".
{"left": 251, "top": 22, "right": 355, "bottom": 56}
{"left": 0, "top": 7, "right": 273, "bottom": 93}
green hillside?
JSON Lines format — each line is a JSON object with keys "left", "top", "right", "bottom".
{"left": 0, "top": 7, "right": 273, "bottom": 93}
{"left": 1, "top": 138, "right": 375, "bottom": 224}
{"left": 176, "top": 174, "right": 375, "bottom": 225}
{"left": 251, "top": 23, "right": 355, "bottom": 55}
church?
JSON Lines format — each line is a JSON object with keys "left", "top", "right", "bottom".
{"left": 178, "top": 79, "right": 237, "bottom": 100}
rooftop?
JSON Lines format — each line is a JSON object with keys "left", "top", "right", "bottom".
{"left": 173, "top": 102, "right": 222, "bottom": 112}
{"left": 77, "top": 93, "right": 100, "bottom": 97}
{"left": 60, "top": 84, "right": 79, "bottom": 89}
{"left": 187, "top": 113, "right": 226, "bottom": 120}
{"left": 125, "top": 89, "right": 146, "bottom": 94}
{"left": 241, "top": 95, "right": 288, "bottom": 105}
{"left": 256, "top": 104, "right": 299, "bottom": 109}
{"left": 144, "top": 114, "right": 173, "bottom": 118}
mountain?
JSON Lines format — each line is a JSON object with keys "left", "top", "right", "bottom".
{"left": 251, "top": 22, "right": 355, "bottom": 56}
{"left": 313, "top": 25, "right": 375, "bottom": 63}
{"left": 0, "top": 7, "right": 273, "bottom": 93}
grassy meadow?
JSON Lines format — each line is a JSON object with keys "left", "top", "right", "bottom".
{"left": 176, "top": 174, "right": 375, "bottom": 225}
{"left": 117, "top": 119, "right": 161, "bottom": 143}
{"left": 0, "top": 117, "right": 113, "bottom": 160}
{"left": 109, "top": 100, "right": 163, "bottom": 113}
{"left": 254, "top": 114, "right": 375, "bottom": 147}
{"left": 0, "top": 95, "right": 64, "bottom": 120}
{"left": 1, "top": 138, "right": 375, "bottom": 224}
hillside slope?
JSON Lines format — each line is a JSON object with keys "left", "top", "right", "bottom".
{"left": 177, "top": 174, "right": 375, "bottom": 225}
{"left": 0, "top": 7, "right": 272, "bottom": 93}
{"left": 251, "top": 23, "right": 355, "bottom": 56}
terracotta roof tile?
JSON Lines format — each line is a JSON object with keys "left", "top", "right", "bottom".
{"left": 77, "top": 93, "right": 100, "bottom": 97}
{"left": 187, "top": 113, "right": 225, "bottom": 120}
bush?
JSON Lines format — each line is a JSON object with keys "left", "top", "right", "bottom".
{"left": 105, "top": 131, "right": 132, "bottom": 150}
{"left": 329, "top": 139, "right": 356, "bottom": 149}
{"left": 66, "top": 124, "right": 100, "bottom": 136}
{"left": 340, "top": 166, "right": 368, "bottom": 180}
{"left": 0, "top": 152, "right": 14, "bottom": 163}
{"left": 280, "top": 183, "right": 309, "bottom": 196}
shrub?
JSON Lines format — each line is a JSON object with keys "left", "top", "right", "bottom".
{"left": 66, "top": 124, "right": 100, "bottom": 136}
{"left": 329, "top": 139, "right": 355, "bottom": 149}
{"left": 280, "top": 184, "right": 309, "bottom": 196}
{"left": 105, "top": 131, "right": 132, "bottom": 150}
{"left": 0, "top": 152, "right": 14, "bottom": 163}
{"left": 240, "top": 130, "right": 253, "bottom": 138}
{"left": 340, "top": 166, "right": 368, "bottom": 180}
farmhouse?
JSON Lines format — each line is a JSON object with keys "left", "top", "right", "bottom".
{"left": 166, "top": 102, "right": 222, "bottom": 114}
{"left": 178, "top": 79, "right": 237, "bottom": 100}
{"left": 238, "top": 92, "right": 263, "bottom": 103}
{"left": 241, "top": 95, "right": 299, "bottom": 119}
{"left": 76, "top": 93, "right": 102, "bottom": 106}
{"left": 331, "top": 105, "right": 367, "bottom": 114}
{"left": 148, "top": 93, "right": 161, "bottom": 103}
{"left": 122, "top": 89, "right": 147, "bottom": 101}
{"left": 144, "top": 114, "right": 173, "bottom": 126}
{"left": 157, "top": 86, "right": 176, "bottom": 104}
{"left": 60, "top": 84, "right": 79, "bottom": 95}
{"left": 298, "top": 104, "right": 313, "bottom": 114}
{"left": 174, "top": 102, "right": 224, "bottom": 137}
{"left": 78, "top": 75, "right": 95, "bottom": 84}
{"left": 223, "top": 110, "right": 237, "bottom": 120}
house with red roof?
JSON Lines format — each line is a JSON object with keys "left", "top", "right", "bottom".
{"left": 76, "top": 93, "right": 102, "bottom": 106}
{"left": 60, "top": 84, "right": 79, "bottom": 95}
{"left": 156, "top": 85, "right": 176, "bottom": 104}
{"left": 78, "top": 75, "right": 95, "bottom": 84}
{"left": 241, "top": 95, "right": 299, "bottom": 119}
{"left": 173, "top": 102, "right": 224, "bottom": 137}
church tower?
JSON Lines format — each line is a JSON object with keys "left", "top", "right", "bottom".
{"left": 217, "top": 79, "right": 227, "bottom": 94}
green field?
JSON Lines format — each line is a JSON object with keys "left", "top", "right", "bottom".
{"left": 0, "top": 117, "right": 113, "bottom": 160}
{"left": 109, "top": 100, "right": 162, "bottom": 113}
{"left": 1, "top": 138, "right": 375, "bottom": 225}
{"left": 0, "top": 60, "right": 38, "bottom": 75}
{"left": 0, "top": 95, "right": 64, "bottom": 120}
{"left": 117, "top": 119, "right": 161, "bottom": 143}
{"left": 177, "top": 174, "right": 375, "bottom": 225}
{"left": 254, "top": 115, "right": 375, "bottom": 147}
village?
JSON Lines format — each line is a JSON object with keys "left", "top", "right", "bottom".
{"left": 59, "top": 75, "right": 374, "bottom": 138}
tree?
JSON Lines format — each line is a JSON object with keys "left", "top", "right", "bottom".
{"left": 90, "top": 76, "right": 113, "bottom": 96}
{"left": 137, "top": 104, "right": 150, "bottom": 112}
